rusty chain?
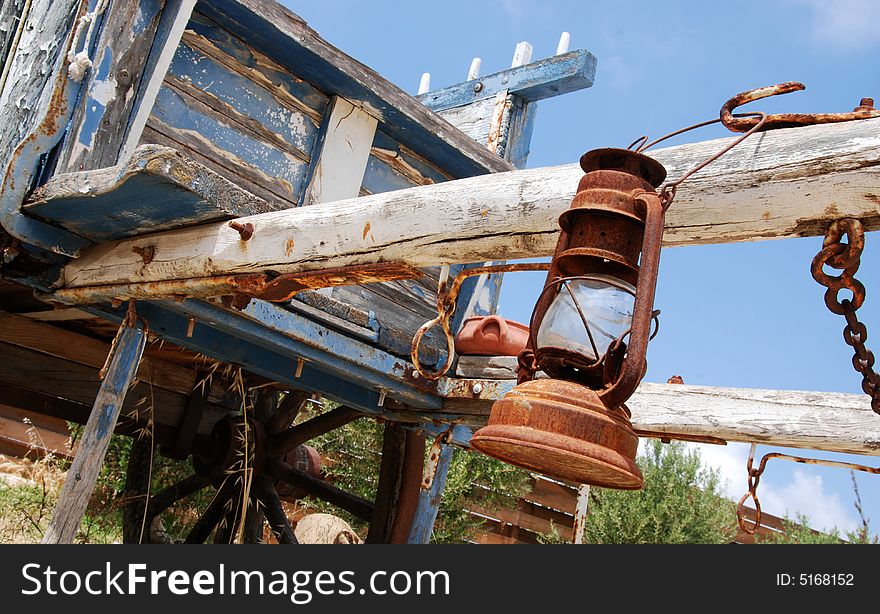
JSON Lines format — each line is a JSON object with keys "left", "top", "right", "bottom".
{"left": 810, "top": 218, "right": 880, "bottom": 414}
{"left": 737, "top": 443, "right": 880, "bottom": 536}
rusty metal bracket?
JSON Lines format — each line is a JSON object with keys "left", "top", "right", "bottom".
{"left": 737, "top": 444, "right": 880, "bottom": 536}
{"left": 720, "top": 82, "right": 879, "bottom": 132}
{"left": 411, "top": 262, "right": 550, "bottom": 381}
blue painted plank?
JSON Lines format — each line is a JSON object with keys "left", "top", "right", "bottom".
{"left": 168, "top": 41, "right": 322, "bottom": 157}
{"left": 150, "top": 85, "right": 310, "bottom": 199}
{"left": 186, "top": 10, "right": 328, "bottom": 116}
{"left": 25, "top": 145, "right": 277, "bottom": 241}
{"left": 418, "top": 49, "right": 597, "bottom": 111}
{"left": 407, "top": 443, "right": 455, "bottom": 543}
{"left": 196, "top": 0, "right": 511, "bottom": 178}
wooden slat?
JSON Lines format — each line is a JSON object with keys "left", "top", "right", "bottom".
{"left": 468, "top": 503, "right": 573, "bottom": 541}
{"left": 59, "top": 118, "right": 880, "bottom": 293}
{"left": 0, "top": 310, "right": 229, "bottom": 405}
{"left": 0, "top": 404, "right": 72, "bottom": 458}
{"left": 471, "top": 530, "right": 529, "bottom": 545}
{"left": 56, "top": 0, "right": 164, "bottom": 172}
{"left": 522, "top": 479, "right": 578, "bottom": 515}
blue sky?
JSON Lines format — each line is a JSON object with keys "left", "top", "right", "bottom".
{"left": 284, "top": 0, "right": 880, "bottom": 535}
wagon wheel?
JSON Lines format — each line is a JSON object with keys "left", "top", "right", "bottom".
{"left": 122, "top": 390, "right": 425, "bottom": 544}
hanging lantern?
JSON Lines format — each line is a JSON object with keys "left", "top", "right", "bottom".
{"left": 470, "top": 148, "right": 668, "bottom": 489}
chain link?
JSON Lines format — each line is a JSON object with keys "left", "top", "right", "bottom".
{"left": 811, "top": 218, "right": 880, "bottom": 414}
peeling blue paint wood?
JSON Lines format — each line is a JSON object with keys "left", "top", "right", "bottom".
{"left": 0, "top": 0, "right": 94, "bottom": 257}
{"left": 196, "top": 0, "right": 513, "bottom": 178}
{"left": 41, "top": 323, "right": 146, "bottom": 544}
{"left": 57, "top": 0, "right": 165, "bottom": 172}
{"left": 168, "top": 38, "right": 321, "bottom": 158}
{"left": 407, "top": 442, "right": 454, "bottom": 544}
{"left": 418, "top": 49, "right": 596, "bottom": 112}
{"left": 83, "top": 301, "right": 480, "bottom": 425}
{"left": 119, "top": 0, "right": 198, "bottom": 163}
{"left": 24, "top": 145, "right": 277, "bottom": 241}
{"left": 184, "top": 10, "right": 328, "bottom": 116}
{"left": 147, "top": 83, "right": 310, "bottom": 203}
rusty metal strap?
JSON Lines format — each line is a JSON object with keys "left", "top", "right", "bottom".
{"left": 410, "top": 262, "right": 550, "bottom": 381}
{"left": 737, "top": 445, "right": 880, "bottom": 536}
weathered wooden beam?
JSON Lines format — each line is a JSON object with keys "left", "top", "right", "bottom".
{"left": 41, "top": 323, "right": 146, "bottom": 544}
{"left": 58, "top": 119, "right": 880, "bottom": 295}
{"left": 439, "top": 380, "right": 880, "bottom": 457}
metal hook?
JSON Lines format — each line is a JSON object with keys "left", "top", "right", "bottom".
{"left": 720, "top": 81, "right": 879, "bottom": 132}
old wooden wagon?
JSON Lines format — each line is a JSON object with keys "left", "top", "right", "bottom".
{"left": 1, "top": 0, "right": 879, "bottom": 544}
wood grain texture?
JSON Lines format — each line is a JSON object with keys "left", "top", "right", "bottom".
{"left": 56, "top": 0, "right": 164, "bottom": 172}
{"left": 440, "top": 380, "right": 880, "bottom": 456}
{"left": 60, "top": 118, "right": 880, "bottom": 290}
{"left": 26, "top": 144, "right": 277, "bottom": 240}
{"left": 196, "top": 0, "right": 512, "bottom": 178}
{"left": 41, "top": 324, "right": 145, "bottom": 544}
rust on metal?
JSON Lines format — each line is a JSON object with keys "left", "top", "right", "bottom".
{"left": 228, "top": 220, "right": 255, "bottom": 241}
{"left": 411, "top": 261, "right": 550, "bottom": 381}
{"left": 720, "top": 82, "right": 880, "bottom": 132}
{"left": 471, "top": 378, "right": 644, "bottom": 488}
{"left": 737, "top": 447, "right": 880, "bottom": 535}
{"left": 422, "top": 428, "right": 453, "bottom": 490}
{"left": 50, "top": 273, "right": 271, "bottom": 305}
{"left": 250, "top": 262, "right": 423, "bottom": 303}
{"left": 131, "top": 244, "right": 155, "bottom": 265}
{"left": 811, "top": 218, "right": 879, "bottom": 414}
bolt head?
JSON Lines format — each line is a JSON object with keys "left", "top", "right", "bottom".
{"left": 473, "top": 82, "right": 483, "bottom": 93}
{"left": 472, "top": 383, "right": 484, "bottom": 395}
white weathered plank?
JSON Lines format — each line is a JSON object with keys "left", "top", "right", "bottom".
{"left": 440, "top": 380, "right": 880, "bottom": 457}
{"left": 59, "top": 118, "right": 880, "bottom": 292}
{"left": 302, "top": 97, "right": 378, "bottom": 206}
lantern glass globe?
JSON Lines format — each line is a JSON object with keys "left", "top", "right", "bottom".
{"left": 535, "top": 275, "right": 636, "bottom": 361}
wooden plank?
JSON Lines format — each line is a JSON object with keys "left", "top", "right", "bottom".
{"left": 118, "top": 0, "right": 197, "bottom": 163}
{"left": 56, "top": 0, "right": 165, "bottom": 172}
{"left": 0, "top": 341, "right": 225, "bottom": 437}
{"left": 25, "top": 144, "right": 278, "bottom": 241}
{"left": 471, "top": 530, "right": 529, "bottom": 545}
{"left": 418, "top": 49, "right": 596, "bottom": 110}
{"left": 0, "top": 404, "right": 72, "bottom": 458}
{"left": 42, "top": 324, "right": 146, "bottom": 544}
{"left": 455, "top": 355, "right": 519, "bottom": 379}
{"left": 441, "top": 380, "right": 880, "bottom": 457}
{"left": 302, "top": 97, "right": 378, "bottom": 206}
{"left": 59, "top": 118, "right": 880, "bottom": 292}
{"left": 469, "top": 503, "right": 574, "bottom": 541}
{"left": 407, "top": 442, "right": 454, "bottom": 543}
{"left": 0, "top": 309, "right": 230, "bottom": 405}
{"left": 196, "top": 0, "right": 513, "bottom": 178}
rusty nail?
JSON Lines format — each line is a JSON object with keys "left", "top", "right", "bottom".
{"left": 667, "top": 375, "right": 684, "bottom": 384}
{"left": 854, "top": 97, "right": 875, "bottom": 112}
{"left": 231, "top": 293, "right": 251, "bottom": 310}
{"left": 111, "top": 298, "right": 123, "bottom": 308}
{"left": 131, "top": 245, "right": 155, "bottom": 264}
{"left": 229, "top": 220, "right": 254, "bottom": 241}
{"left": 186, "top": 316, "right": 196, "bottom": 338}
{"left": 295, "top": 357, "right": 305, "bottom": 378}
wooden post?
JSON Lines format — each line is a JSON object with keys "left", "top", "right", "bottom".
{"left": 407, "top": 442, "right": 454, "bottom": 544}
{"left": 41, "top": 321, "right": 146, "bottom": 544}
{"left": 572, "top": 484, "right": 590, "bottom": 544}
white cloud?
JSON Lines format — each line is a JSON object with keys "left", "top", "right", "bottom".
{"left": 684, "top": 442, "right": 859, "bottom": 534}
{"left": 794, "top": 0, "right": 880, "bottom": 49}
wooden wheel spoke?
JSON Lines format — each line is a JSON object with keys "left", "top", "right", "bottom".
{"left": 122, "top": 435, "right": 154, "bottom": 544}
{"left": 184, "top": 482, "right": 237, "bottom": 544}
{"left": 266, "top": 390, "right": 310, "bottom": 435}
{"left": 146, "top": 474, "right": 211, "bottom": 518}
{"left": 267, "top": 459, "right": 374, "bottom": 521}
{"left": 269, "top": 405, "right": 361, "bottom": 455}
{"left": 259, "top": 484, "right": 298, "bottom": 544}
{"left": 242, "top": 495, "right": 265, "bottom": 544}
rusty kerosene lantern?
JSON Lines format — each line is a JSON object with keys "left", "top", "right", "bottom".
{"left": 464, "top": 82, "right": 869, "bottom": 490}
{"left": 469, "top": 148, "right": 668, "bottom": 489}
